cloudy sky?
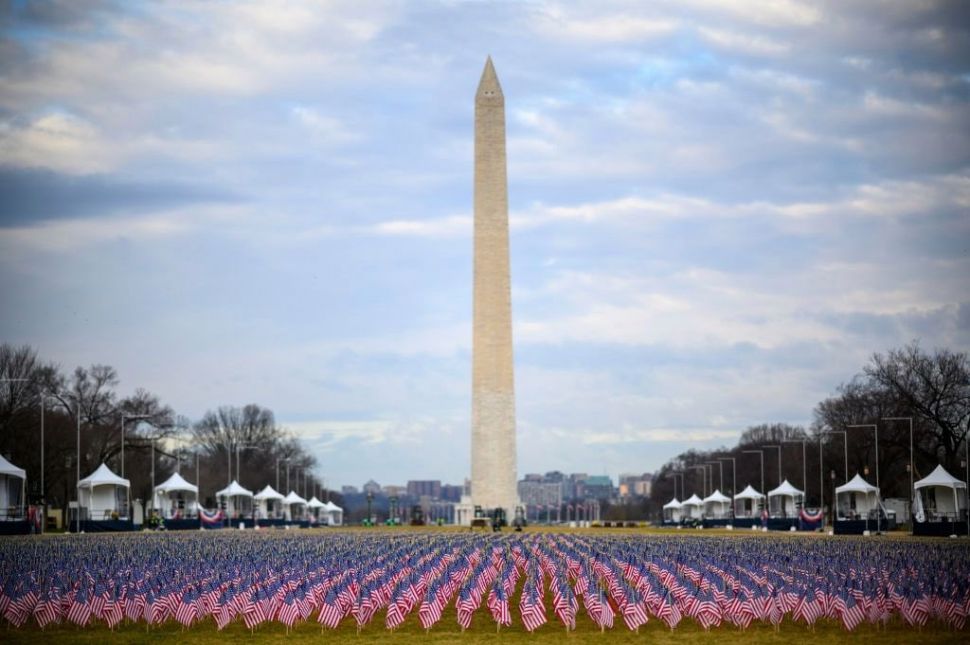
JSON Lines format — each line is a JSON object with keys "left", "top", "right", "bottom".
{"left": 1, "top": 1, "right": 968, "bottom": 489}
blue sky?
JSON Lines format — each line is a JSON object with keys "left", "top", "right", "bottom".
{"left": 1, "top": 1, "right": 968, "bottom": 489}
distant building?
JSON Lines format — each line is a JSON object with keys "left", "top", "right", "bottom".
{"left": 341, "top": 485, "right": 359, "bottom": 495}
{"left": 440, "top": 484, "right": 463, "bottom": 502}
{"left": 583, "top": 475, "right": 614, "bottom": 501}
{"left": 618, "top": 472, "right": 653, "bottom": 498}
{"left": 407, "top": 480, "right": 442, "bottom": 499}
{"left": 362, "top": 480, "right": 382, "bottom": 495}
{"left": 383, "top": 484, "right": 407, "bottom": 498}
{"left": 567, "top": 473, "right": 588, "bottom": 500}
{"left": 518, "top": 479, "right": 563, "bottom": 507}
{"left": 523, "top": 473, "right": 543, "bottom": 482}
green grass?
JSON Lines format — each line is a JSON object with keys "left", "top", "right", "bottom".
{"left": 5, "top": 612, "right": 966, "bottom": 644}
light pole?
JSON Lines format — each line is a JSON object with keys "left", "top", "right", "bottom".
{"left": 705, "top": 461, "right": 724, "bottom": 492}
{"left": 690, "top": 465, "right": 707, "bottom": 498}
{"left": 235, "top": 442, "right": 256, "bottom": 488}
{"left": 819, "top": 430, "right": 847, "bottom": 524}
{"left": 883, "top": 417, "right": 914, "bottom": 530}
{"left": 847, "top": 424, "right": 879, "bottom": 532}
{"left": 718, "top": 457, "right": 737, "bottom": 516}
{"left": 76, "top": 406, "right": 81, "bottom": 534}
{"left": 742, "top": 450, "right": 765, "bottom": 498}
{"left": 763, "top": 445, "right": 782, "bottom": 488}
{"left": 783, "top": 440, "right": 808, "bottom": 504}
{"left": 120, "top": 414, "right": 151, "bottom": 480}
{"left": 672, "top": 471, "right": 684, "bottom": 501}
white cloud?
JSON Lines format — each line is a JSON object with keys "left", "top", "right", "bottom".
{"left": 697, "top": 26, "right": 790, "bottom": 56}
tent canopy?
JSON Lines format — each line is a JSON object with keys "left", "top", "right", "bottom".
{"left": 307, "top": 496, "right": 326, "bottom": 509}
{"left": 323, "top": 501, "right": 343, "bottom": 512}
{"left": 767, "top": 479, "right": 803, "bottom": 498}
{"left": 662, "top": 498, "right": 682, "bottom": 509}
{"left": 703, "top": 489, "right": 732, "bottom": 504}
{"left": 154, "top": 471, "right": 198, "bottom": 495}
{"left": 734, "top": 484, "right": 764, "bottom": 500}
{"left": 915, "top": 465, "right": 967, "bottom": 490}
{"left": 216, "top": 480, "right": 253, "bottom": 498}
{"left": 78, "top": 463, "right": 129, "bottom": 489}
{"left": 283, "top": 491, "right": 307, "bottom": 505}
{"left": 254, "top": 484, "right": 284, "bottom": 501}
{"left": 681, "top": 494, "right": 703, "bottom": 506}
{"left": 835, "top": 474, "right": 878, "bottom": 495}
{"left": 0, "top": 454, "right": 25, "bottom": 480}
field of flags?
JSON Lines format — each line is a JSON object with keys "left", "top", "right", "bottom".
{"left": 0, "top": 531, "right": 968, "bottom": 634}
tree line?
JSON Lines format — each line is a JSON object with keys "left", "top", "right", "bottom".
{"left": 649, "top": 342, "right": 969, "bottom": 515}
{"left": 0, "top": 343, "right": 336, "bottom": 510}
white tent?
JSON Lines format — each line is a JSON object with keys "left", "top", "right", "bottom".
{"left": 914, "top": 465, "right": 967, "bottom": 520}
{"left": 78, "top": 463, "right": 130, "bottom": 520}
{"left": 702, "top": 489, "right": 732, "bottom": 518}
{"left": 767, "top": 479, "right": 804, "bottom": 518}
{"left": 215, "top": 480, "right": 254, "bottom": 518}
{"left": 681, "top": 493, "right": 704, "bottom": 519}
{"left": 307, "top": 496, "right": 326, "bottom": 523}
{"left": 254, "top": 484, "right": 285, "bottom": 519}
{"left": 153, "top": 472, "right": 199, "bottom": 519}
{"left": 734, "top": 485, "right": 764, "bottom": 517}
{"left": 662, "top": 498, "right": 682, "bottom": 523}
{"left": 0, "top": 454, "right": 26, "bottom": 520}
{"left": 323, "top": 500, "right": 344, "bottom": 526}
{"left": 282, "top": 491, "right": 308, "bottom": 521}
{"left": 835, "top": 474, "right": 879, "bottom": 520}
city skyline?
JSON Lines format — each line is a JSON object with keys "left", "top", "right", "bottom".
{"left": 1, "top": 2, "right": 967, "bottom": 488}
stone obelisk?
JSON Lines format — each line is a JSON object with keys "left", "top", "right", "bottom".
{"left": 471, "top": 57, "right": 518, "bottom": 520}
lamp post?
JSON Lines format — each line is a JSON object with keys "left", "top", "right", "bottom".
{"left": 742, "top": 449, "right": 765, "bottom": 502}
{"left": 830, "top": 469, "right": 836, "bottom": 527}
{"left": 783, "top": 440, "right": 808, "bottom": 505}
{"left": 718, "top": 457, "right": 737, "bottom": 516}
{"left": 76, "top": 406, "right": 81, "bottom": 534}
{"left": 847, "top": 424, "right": 879, "bottom": 533}
{"left": 672, "top": 472, "right": 685, "bottom": 501}
{"left": 120, "top": 414, "right": 151, "bottom": 480}
{"left": 763, "top": 445, "right": 783, "bottom": 488}
{"left": 705, "top": 461, "right": 724, "bottom": 492}
{"left": 690, "top": 465, "right": 707, "bottom": 498}
{"left": 883, "top": 417, "right": 914, "bottom": 530}
{"left": 366, "top": 490, "right": 374, "bottom": 525}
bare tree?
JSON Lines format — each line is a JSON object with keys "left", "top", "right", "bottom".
{"left": 865, "top": 342, "right": 970, "bottom": 471}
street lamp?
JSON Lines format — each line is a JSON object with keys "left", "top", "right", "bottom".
{"left": 718, "top": 457, "right": 737, "bottom": 517}
{"left": 690, "top": 465, "right": 707, "bottom": 498}
{"left": 763, "top": 445, "right": 782, "bottom": 488}
{"left": 742, "top": 450, "right": 765, "bottom": 499}
{"left": 672, "top": 471, "right": 685, "bottom": 501}
{"left": 783, "top": 440, "right": 808, "bottom": 504}
{"left": 235, "top": 442, "right": 257, "bottom": 488}
{"left": 75, "top": 405, "right": 81, "bottom": 534}
{"left": 847, "top": 424, "right": 879, "bottom": 532}
{"left": 705, "top": 461, "right": 724, "bottom": 492}
{"left": 120, "top": 414, "right": 152, "bottom": 480}
{"left": 819, "top": 430, "right": 847, "bottom": 523}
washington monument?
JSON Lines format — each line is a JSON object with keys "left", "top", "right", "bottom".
{"left": 470, "top": 57, "right": 518, "bottom": 520}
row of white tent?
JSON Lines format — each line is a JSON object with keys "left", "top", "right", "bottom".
{"left": 208, "top": 478, "right": 343, "bottom": 524}
{"left": 0, "top": 457, "right": 344, "bottom": 526}
{"left": 663, "top": 466, "right": 968, "bottom": 522}
{"left": 664, "top": 479, "right": 806, "bottom": 521}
